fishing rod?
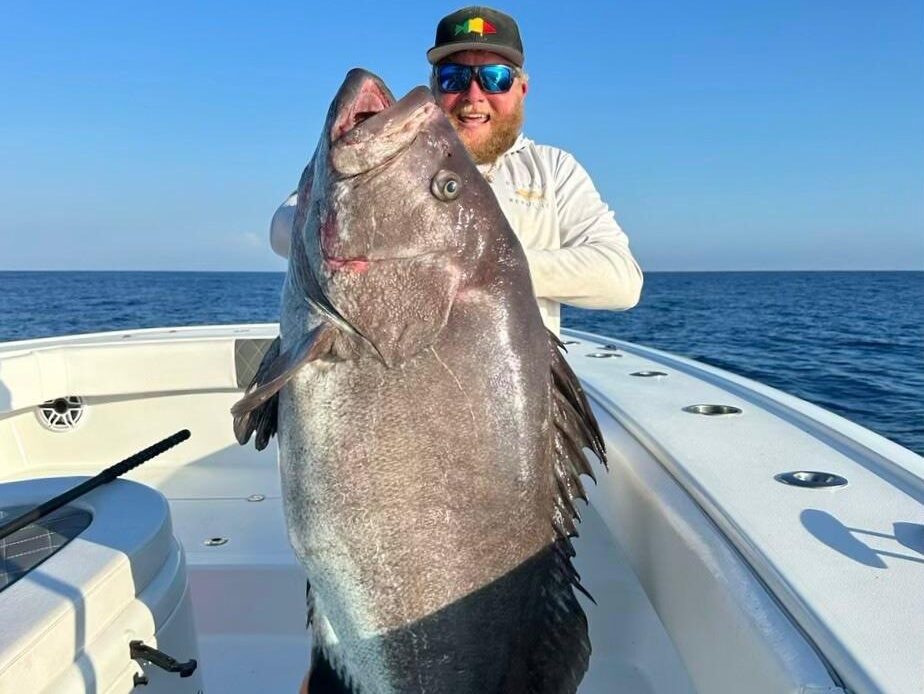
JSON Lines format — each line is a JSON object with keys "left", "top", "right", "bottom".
{"left": 0, "top": 429, "right": 191, "bottom": 543}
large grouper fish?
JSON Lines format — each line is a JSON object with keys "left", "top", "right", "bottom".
{"left": 232, "top": 68, "right": 606, "bottom": 694}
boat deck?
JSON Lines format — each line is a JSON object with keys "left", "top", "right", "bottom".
{"left": 9, "top": 452, "right": 696, "bottom": 693}
{"left": 1, "top": 324, "right": 922, "bottom": 693}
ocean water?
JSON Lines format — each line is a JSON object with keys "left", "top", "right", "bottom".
{"left": 1, "top": 271, "right": 921, "bottom": 455}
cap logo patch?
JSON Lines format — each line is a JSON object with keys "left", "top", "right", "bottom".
{"left": 454, "top": 17, "right": 497, "bottom": 37}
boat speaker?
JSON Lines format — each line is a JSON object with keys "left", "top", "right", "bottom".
{"left": 36, "top": 396, "right": 85, "bottom": 432}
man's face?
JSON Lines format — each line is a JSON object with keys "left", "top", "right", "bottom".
{"left": 434, "top": 50, "right": 528, "bottom": 165}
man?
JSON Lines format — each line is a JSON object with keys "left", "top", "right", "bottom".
{"left": 291, "top": 7, "right": 640, "bottom": 691}
{"left": 272, "top": 6, "right": 642, "bottom": 337}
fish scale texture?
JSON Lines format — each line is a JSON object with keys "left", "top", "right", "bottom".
{"left": 238, "top": 331, "right": 602, "bottom": 694}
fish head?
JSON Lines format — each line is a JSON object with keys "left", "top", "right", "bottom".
{"left": 292, "top": 68, "right": 507, "bottom": 367}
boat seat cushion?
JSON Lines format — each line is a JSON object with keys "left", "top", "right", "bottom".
{"left": 0, "top": 505, "right": 91, "bottom": 592}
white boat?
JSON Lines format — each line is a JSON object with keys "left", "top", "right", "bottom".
{"left": 0, "top": 324, "right": 921, "bottom": 693}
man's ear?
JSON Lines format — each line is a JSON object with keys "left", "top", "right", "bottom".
{"left": 520, "top": 80, "right": 529, "bottom": 98}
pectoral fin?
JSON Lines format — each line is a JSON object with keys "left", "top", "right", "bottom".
{"left": 231, "top": 324, "right": 338, "bottom": 449}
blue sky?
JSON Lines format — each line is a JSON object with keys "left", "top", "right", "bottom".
{"left": 1, "top": 1, "right": 921, "bottom": 271}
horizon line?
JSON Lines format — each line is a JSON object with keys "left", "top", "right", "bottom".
{"left": 1, "top": 268, "right": 921, "bottom": 274}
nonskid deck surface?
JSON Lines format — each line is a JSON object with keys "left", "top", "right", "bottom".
{"left": 10, "top": 455, "right": 693, "bottom": 693}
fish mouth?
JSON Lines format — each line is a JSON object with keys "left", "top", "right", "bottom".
{"left": 330, "top": 70, "right": 396, "bottom": 143}
{"left": 329, "top": 70, "right": 437, "bottom": 175}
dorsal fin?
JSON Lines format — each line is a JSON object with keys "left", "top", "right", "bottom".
{"left": 523, "top": 330, "right": 607, "bottom": 693}
{"left": 549, "top": 329, "right": 606, "bottom": 543}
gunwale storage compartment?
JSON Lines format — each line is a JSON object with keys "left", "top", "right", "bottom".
{"left": 0, "top": 477, "right": 201, "bottom": 693}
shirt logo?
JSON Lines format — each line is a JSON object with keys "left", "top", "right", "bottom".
{"left": 514, "top": 187, "right": 545, "bottom": 202}
{"left": 454, "top": 17, "right": 497, "bottom": 36}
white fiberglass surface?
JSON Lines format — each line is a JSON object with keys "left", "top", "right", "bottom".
{"left": 13, "top": 325, "right": 918, "bottom": 690}
{"left": 183, "top": 496, "right": 693, "bottom": 694}
{"left": 0, "top": 427, "right": 692, "bottom": 693}
{"left": 563, "top": 329, "right": 924, "bottom": 694}
{"left": 155, "top": 450, "right": 694, "bottom": 693}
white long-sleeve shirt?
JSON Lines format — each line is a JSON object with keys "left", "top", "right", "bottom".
{"left": 269, "top": 133, "right": 642, "bottom": 334}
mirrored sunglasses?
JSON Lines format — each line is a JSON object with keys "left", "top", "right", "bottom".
{"left": 435, "top": 63, "right": 518, "bottom": 94}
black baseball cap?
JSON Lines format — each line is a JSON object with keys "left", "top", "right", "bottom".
{"left": 427, "top": 6, "right": 524, "bottom": 67}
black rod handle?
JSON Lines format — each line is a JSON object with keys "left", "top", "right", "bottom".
{"left": 0, "top": 429, "right": 191, "bottom": 543}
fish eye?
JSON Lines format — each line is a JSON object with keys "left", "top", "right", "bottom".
{"left": 431, "top": 170, "right": 462, "bottom": 202}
